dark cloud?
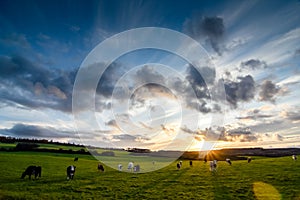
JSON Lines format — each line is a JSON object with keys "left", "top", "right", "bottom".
{"left": 240, "top": 59, "right": 267, "bottom": 70}
{"left": 185, "top": 65, "right": 213, "bottom": 99}
{"left": 186, "top": 99, "right": 211, "bottom": 113}
{"left": 184, "top": 16, "right": 225, "bottom": 55}
{"left": 105, "top": 120, "right": 119, "bottom": 128}
{"left": 0, "top": 55, "right": 76, "bottom": 112}
{"left": 259, "top": 80, "right": 280, "bottom": 102}
{"left": 237, "top": 113, "right": 273, "bottom": 120}
{"left": 113, "top": 134, "right": 137, "bottom": 141}
{"left": 134, "top": 65, "right": 165, "bottom": 85}
{"left": 285, "top": 110, "right": 300, "bottom": 121}
{"left": 97, "top": 62, "right": 126, "bottom": 97}
{"left": 0, "top": 124, "right": 73, "bottom": 138}
{"left": 224, "top": 75, "right": 255, "bottom": 107}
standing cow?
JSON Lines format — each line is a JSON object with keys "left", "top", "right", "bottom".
{"left": 292, "top": 155, "right": 297, "bottom": 161}
{"left": 210, "top": 160, "right": 217, "bottom": 172}
{"left": 176, "top": 163, "right": 181, "bottom": 170}
{"left": 247, "top": 157, "right": 252, "bottom": 163}
{"left": 21, "top": 166, "right": 42, "bottom": 180}
{"left": 128, "top": 162, "right": 134, "bottom": 172}
{"left": 226, "top": 158, "right": 232, "bottom": 166}
{"left": 67, "top": 165, "right": 76, "bottom": 180}
{"left": 118, "top": 164, "right": 123, "bottom": 171}
{"left": 98, "top": 164, "right": 104, "bottom": 172}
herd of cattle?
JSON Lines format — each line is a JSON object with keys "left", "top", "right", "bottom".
{"left": 20, "top": 155, "right": 298, "bottom": 180}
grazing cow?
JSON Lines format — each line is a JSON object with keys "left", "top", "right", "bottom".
{"left": 226, "top": 158, "right": 232, "bottom": 166}
{"left": 292, "top": 155, "right": 297, "bottom": 161}
{"left": 98, "top": 164, "right": 104, "bottom": 172}
{"left": 134, "top": 164, "right": 140, "bottom": 172}
{"left": 210, "top": 161, "right": 217, "bottom": 172}
{"left": 176, "top": 163, "right": 181, "bottom": 170}
{"left": 67, "top": 165, "right": 76, "bottom": 180}
{"left": 128, "top": 162, "right": 134, "bottom": 172}
{"left": 21, "top": 166, "right": 41, "bottom": 180}
{"left": 190, "top": 160, "right": 193, "bottom": 167}
{"left": 247, "top": 157, "right": 252, "bottom": 163}
{"left": 118, "top": 164, "right": 123, "bottom": 171}
{"left": 74, "top": 157, "right": 78, "bottom": 161}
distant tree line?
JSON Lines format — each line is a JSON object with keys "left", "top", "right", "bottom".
{"left": 0, "top": 136, "right": 84, "bottom": 147}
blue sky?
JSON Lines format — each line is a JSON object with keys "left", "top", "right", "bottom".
{"left": 0, "top": 0, "right": 300, "bottom": 151}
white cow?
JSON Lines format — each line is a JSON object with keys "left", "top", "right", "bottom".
{"left": 179, "top": 161, "right": 183, "bottom": 167}
{"left": 292, "top": 155, "right": 297, "bottom": 161}
{"left": 118, "top": 164, "right": 122, "bottom": 171}
{"left": 210, "top": 160, "right": 217, "bottom": 172}
{"left": 128, "top": 162, "right": 134, "bottom": 172}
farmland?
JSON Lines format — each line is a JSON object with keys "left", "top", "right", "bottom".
{"left": 0, "top": 150, "right": 299, "bottom": 200}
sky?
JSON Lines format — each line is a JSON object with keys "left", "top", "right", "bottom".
{"left": 0, "top": 0, "right": 300, "bottom": 151}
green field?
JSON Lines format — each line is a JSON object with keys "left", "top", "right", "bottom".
{"left": 0, "top": 151, "right": 299, "bottom": 200}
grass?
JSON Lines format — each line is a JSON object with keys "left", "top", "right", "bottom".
{"left": 0, "top": 151, "right": 299, "bottom": 199}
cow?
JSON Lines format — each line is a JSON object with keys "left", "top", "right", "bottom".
{"left": 74, "top": 157, "right": 78, "bottom": 161}
{"left": 98, "top": 164, "right": 104, "bottom": 172}
{"left": 226, "top": 158, "right": 232, "bottom": 166}
{"left": 247, "top": 157, "right": 252, "bottom": 163}
{"left": 176, "top": 163, "right": 181, "bottom": 170}
{"left": 210, "top": 161, "right": 217, "bottom": 172}
{"left": 134, "top": 164, "right": 140, "bottom": 172}
{"left": 190, "top": 160, "right": 193, "bottom": 167}
{"left": 67, "top": 165, "right": 76, "bottom": 180}
{"left": 292, "top": 155, "right": 297, "bottom": 161}
{"left": 118, "top": 164, "right": 123, "bottom": 171}
{"left": 128, "top": 162, "right": 134, "bottom": 172}
{"left": 21, "top": 166, "right": 41, "bottom": 180}
{"left": 179, "top": 161, "right": 183, "bottom": 167}
{"left": 204, "top": 156, "right": 207, "bottom": 163}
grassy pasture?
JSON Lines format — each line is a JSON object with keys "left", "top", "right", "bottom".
{"left": 0, "top": 151, "right": 299, "bottom": 200}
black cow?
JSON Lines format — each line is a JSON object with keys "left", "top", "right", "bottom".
{"left": 67, "top": 165, "right": 76, "bottom": 180}
{"left": 189, "top": 160, "right": 193, "bottom": 167}
{"left": 74, "top": 157, "right": 78, "bottom": 161}
{"left": 98, "top": 164, "right": 104, "bottom": 172}
{"left": 21, "top": 166, "right": 41, "bottom": 180}
{"left": 247, "top": 157, "right": 252, "bottom": 163}
{"left": 176, "top": 163, "right": 181, "bottom": 170}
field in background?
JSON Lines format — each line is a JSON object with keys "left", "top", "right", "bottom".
{"left": 0, "top": 151, "right": 299, "bottom": 199}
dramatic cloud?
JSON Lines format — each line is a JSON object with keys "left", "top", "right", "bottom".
{"left": 240, "top": 59, "right": 267, "bottom": 70}
{"left": 97, "top": 62, "right": 127, "bottom": 97}
{"left": 259, "top": 80, "right": 281, "bottom": 102}
{"left": 285, "top": 110, "right": 300, "bottom": 122}
{"left": 185, "top": 65, "right": 214, "bottom": 99}
{"left": 181, "top": 125, "right": 284, "bottom": 143}
{"left": 183, "top": 16, "right": 225, "bottom": 55}
{"left": 0, "top": 55, "right": 76, "bottom": 112}
{"left": 224, "top": 75, "right": 255, "bottom": 107}
{"left": 0, "top": 124, "right": 73, "bottom": 138}
{"left": 236, "top": 109, "right": 273, "bottom": 120}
